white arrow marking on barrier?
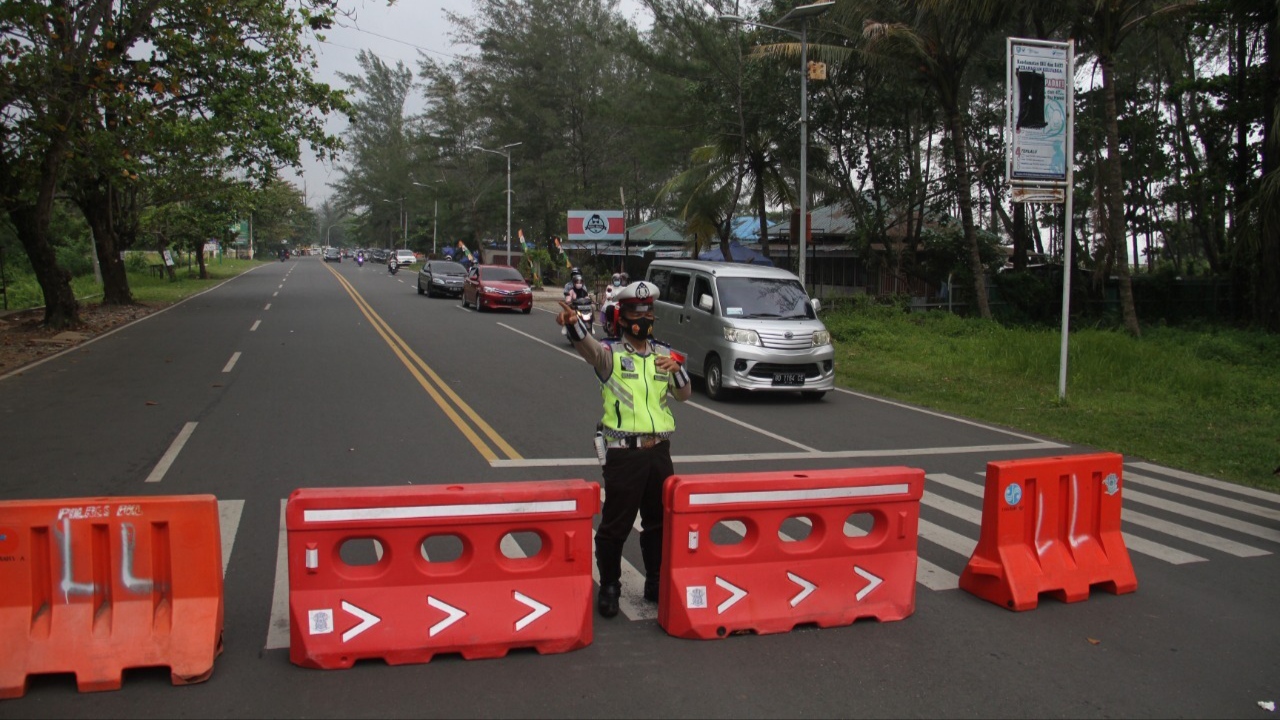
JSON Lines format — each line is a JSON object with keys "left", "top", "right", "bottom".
{"left": 787, "top": 572, "right": 817, "bottom": 607}
{"left": 427, "top": 596, "right": 467, "bottom": 637}
{"left": 715, "top": 577, "right": 747, "bottom": 614}
{"left": 514, "top": 591, "right": 550, "bottom": 631}
{"left": 854, "top": 566, "right": 883, "bottom": 601}
{"left": 341, "top": 601, "right": 381, "bottom": 643}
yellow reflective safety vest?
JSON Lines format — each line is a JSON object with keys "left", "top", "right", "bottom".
{"left": 600, "top": 340, "right": 676, "bottom": 435}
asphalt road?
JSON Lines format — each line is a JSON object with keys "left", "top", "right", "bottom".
{"left": 1, "top": 258, "right": 1277, "bottom": 718}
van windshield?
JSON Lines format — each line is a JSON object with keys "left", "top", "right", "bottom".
{"left": 715, "top": 277, "right": 814, "bottom": 319}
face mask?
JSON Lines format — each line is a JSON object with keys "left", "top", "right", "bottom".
{"left": 573, "top": 282, "right": 583, "bottom": 289}
{"left": 626, "top": 316, "right": 654, "bottom": 339}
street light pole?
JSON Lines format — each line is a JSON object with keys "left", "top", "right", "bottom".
{"left": 719, "top": 1, "right": 832, "bottom": 291}
{"left": 413, "top": 179, "right": 445, "bottom": 256}
{"left": 472, "top": 142, "right": 522, "bottom": 262}
{"left": 382, "top": 197, "right": 406, "bottom": 250}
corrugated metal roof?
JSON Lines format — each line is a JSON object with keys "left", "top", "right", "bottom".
{"left": 626, "top": 218, "right": 686, "bottom": 243}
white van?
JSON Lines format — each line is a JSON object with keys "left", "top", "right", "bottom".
{"left": 645, "top": 259, "right": 835, "bottom": 400}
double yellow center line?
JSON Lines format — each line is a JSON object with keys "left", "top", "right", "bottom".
{"left": 326, "top": 266, "right": 521, "bottom": 462}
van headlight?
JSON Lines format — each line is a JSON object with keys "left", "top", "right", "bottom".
{"left": 724, "top": 327, "right": 761, "bottom": 346}
{"left": 812, "top": 330, "right": 831, "bottom": 347}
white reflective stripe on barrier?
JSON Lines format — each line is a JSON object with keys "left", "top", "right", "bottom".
{"left": 688, "top": 484, "right": 911, "bottom": 507}
{"left": 303, "top": 500, "right": 577, "bottom": 523}
{"left": 302, "top": 499, "right": 573, "bottom": 520}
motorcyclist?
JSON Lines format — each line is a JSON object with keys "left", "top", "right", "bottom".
{"left": 562, "top": 271, "right": 594, "bottom": 338}
{"left": 388, "top": 254, "right": 399, "bottom": 274}
{"left": 356, "top": 250, "right": 365, "bottom": 267}
{"left": 564, "top": 271, "right": 591, "bottom": 306}
{"left": 601, "top": 273, "right": 625, "bottom": 337}
{"left": 562, "top": 267, "right": 582, "bottom": 297}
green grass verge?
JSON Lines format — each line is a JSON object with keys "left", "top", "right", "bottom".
{"left": 826, "top": 305, "right": 1280, "bottom": 492}
{"left": 1, "top": 257, "right": 268, "bottom": 309}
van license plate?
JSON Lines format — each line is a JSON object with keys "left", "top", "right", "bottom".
{"left": 772, "top": 372, "right": 806, "bottom": 386}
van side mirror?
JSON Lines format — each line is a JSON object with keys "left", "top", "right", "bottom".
{"left": 810, "top": 298, "right": 822, "bottom": 314}
{"left": 698, "top": 294, "right": 714, "bottom": 312}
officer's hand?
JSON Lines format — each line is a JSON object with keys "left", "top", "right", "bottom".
{"left": 556, "top": 300, "right": 576, "bottom": 327}
{"left": 655, "top": 355, "right": 682, "bottom": 373}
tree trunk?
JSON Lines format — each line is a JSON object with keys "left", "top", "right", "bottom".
{"left": 80, "top": 179, "right": 135, "bottom": 305}
{"left": 1258, "top": 3, "right": 1280, "bottom": 331}
{"left": 9, "top": 204, "right": 80, "bottom": 328}
{"left": 755, "top": 188, "right": 770, "bottom": 261}
{"left": 944, "top": 107, "right": 991, "bottom": 319}
{"left": 1099, "top": 53, "right": 1142, "bottom": 337}
{"left": 1012, "top": 202, "right": 1027, "bottom": 270}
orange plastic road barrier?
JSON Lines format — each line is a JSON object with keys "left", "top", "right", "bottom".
{"left": 287, "top": 480, "right": 599, "bottom": 669}
{"left": 0, "top": 495, "right": 224, "bottom": 699}
{"left": 658, "top": 467, "right": 924, "bottom": 640}
{"left": 959, "top": 453, "right": 1137, "bottom": 611}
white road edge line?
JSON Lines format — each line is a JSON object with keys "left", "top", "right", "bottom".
{"left": 495, "top": 321, "right": 820, "bottom": 452}
{"left": 266, "top": 499, "right": 291, "bottom": 650}
{"left": 834, "top": 386, "right": 1057, "bottom": 444}
{"left": 0, "top": 267, "right": 259, "bottom": 383}
{"left": 489, "top": 441, "right": 1065, "bottom": 468}
{"left": 222, "top": 351, "right": 242, "bottom": 373}
{"left": 217, "top": 499, "right": 244, "bottom": 578}
{"left": 144, "top": 421, "right": 198, "bottom": 483}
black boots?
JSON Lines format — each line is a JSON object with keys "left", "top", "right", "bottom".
{"left": 643, "top": 579, "right": 659, "bottom": 603}
{"left": 597, "top": 583, "right": 621, "bottom": 618}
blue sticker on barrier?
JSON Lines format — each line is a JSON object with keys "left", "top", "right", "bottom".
{"left": 1103, "top": 473, "right": 1120, "bottom": 496}
{"left": 1004, "top": 483, "right": 1023, "bottom": 507}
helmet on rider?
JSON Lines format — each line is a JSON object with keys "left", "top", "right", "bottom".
{"left": 610, "top": 273, "right": 623, "bottom": 287}
{"left": 571, "top": 271, "right": 584, "bottom": 289}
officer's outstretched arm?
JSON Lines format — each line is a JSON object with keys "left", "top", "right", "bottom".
{"left": 559, "top": 301, "right": 612, "bottom": 379}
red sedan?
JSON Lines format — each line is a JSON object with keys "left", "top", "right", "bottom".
{"left": 462, "top": 264, "right": 533, "bottom": 313}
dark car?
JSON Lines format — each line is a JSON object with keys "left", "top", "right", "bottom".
{"left": 323, "top": 247, "right": 341, "bottom": 263}
{"left": 462, "top": 264, "right": 533, "bottom": 313}
{"left": 418, "top": 260, "right": 468, "bottom": 298}
{"left": 371, "top": 248, "right": 390, "bottom": 263}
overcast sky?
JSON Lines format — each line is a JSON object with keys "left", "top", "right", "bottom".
{"left": 292, "top": 0, "right": 653, "bottom": 207}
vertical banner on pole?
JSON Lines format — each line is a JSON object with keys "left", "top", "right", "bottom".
{"left": 1007, "top": 37, "right": 1075, "bottom": 400}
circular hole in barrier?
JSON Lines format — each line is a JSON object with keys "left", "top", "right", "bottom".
{"left": 420, "top": 533, "right": 465, "bottom": 563}
{"left": 338, "top": 537, "right": 384, "bottom": 566}
{"left": 710, "top": 519, "right": 749, "bottom": 546}
{"left": 716, "top": 626, "right": 727, "bottom": 637}
{"left": 500, "top": 530, "right": 544, "bottom": 560}
{"left": 779, "top": 515, "right": 815, "bottom": 542}
{"left": 843, "top": 512, "right": 876, "bottom": 539}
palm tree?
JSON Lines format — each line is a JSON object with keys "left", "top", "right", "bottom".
{"left": 1068, "top": 0, "right": 1199, "bottom": 337}
{"left": 847, "top": 0, "right": 1012, "bottom": 319}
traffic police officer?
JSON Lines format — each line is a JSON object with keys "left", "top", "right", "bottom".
{"left": 557, "top": 280, "right": 691, "bottom": 618}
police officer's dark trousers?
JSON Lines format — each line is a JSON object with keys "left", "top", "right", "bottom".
{"left": 596, "top": 441, "right": 673, "bottom": 594}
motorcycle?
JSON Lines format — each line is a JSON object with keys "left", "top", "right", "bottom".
{"left": 563, "top": 295, "right": 595, "bottom": 344}
{"left": 388, "top": 259, "right": 399, "bottom": 275}
{"left": 356, "top": 255, "right": 364, "bottom": 268}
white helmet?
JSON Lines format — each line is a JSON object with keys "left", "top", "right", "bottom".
{"left": 612, "top": 280, "right": 660, "bottom": 312}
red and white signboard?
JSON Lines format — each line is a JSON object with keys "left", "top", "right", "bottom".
{"left": 567, "top": 210, "right": 625, "bottom": 241}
